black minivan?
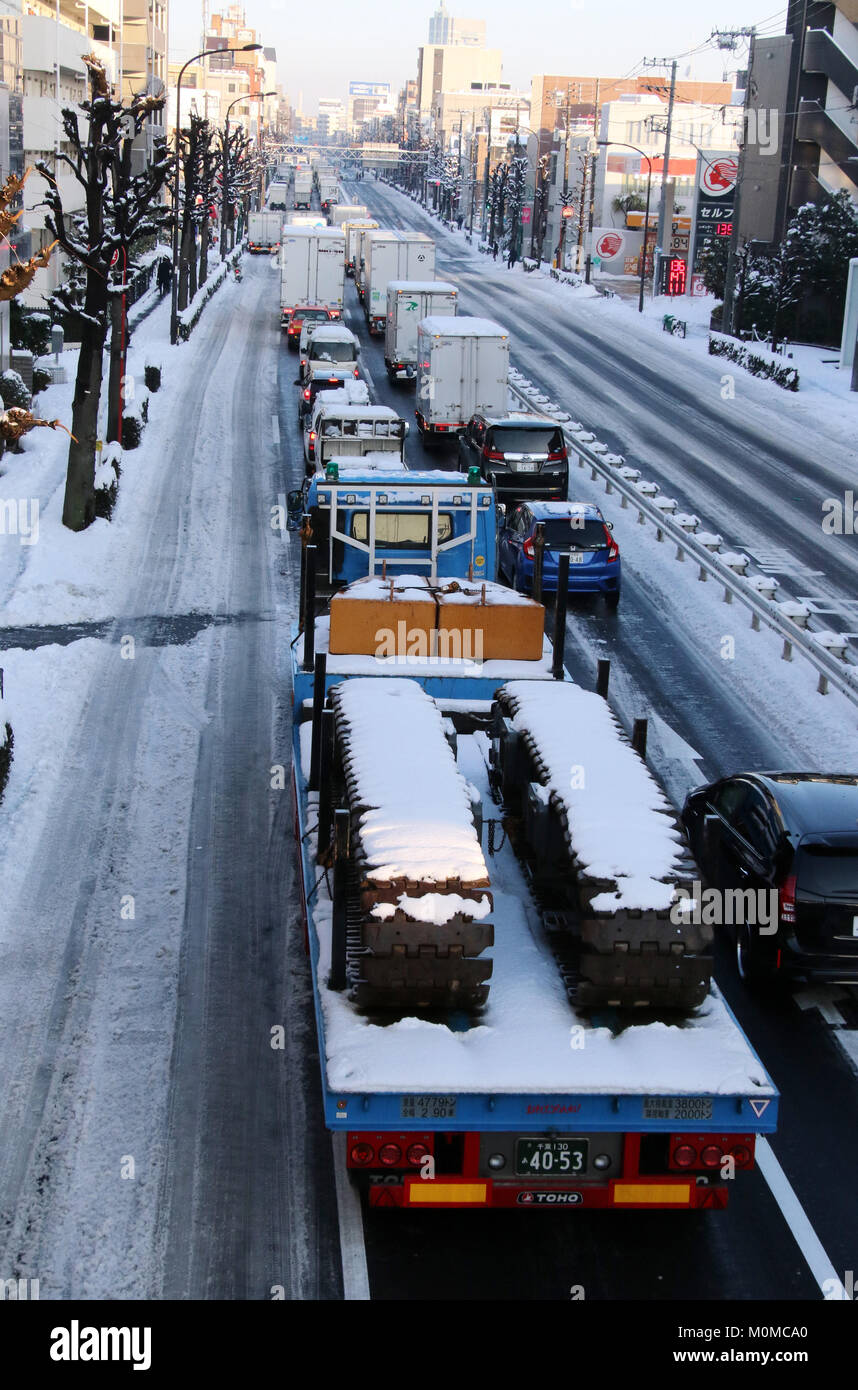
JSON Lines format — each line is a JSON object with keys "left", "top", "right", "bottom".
{"left": 682, "top": 772, "right": 858, "bottom": 988}
{"left": 458, "top": 413, "right": 569, "bottom": 500}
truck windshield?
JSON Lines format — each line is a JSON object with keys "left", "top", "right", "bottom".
{"left": 311, "top": 343, "right": 356, "bottom": 363}
{"left": 350, "top": 512, "right": 453, "bottom": 548}
{"left": 490, "top": 427, "right": 565, "bottom": 455}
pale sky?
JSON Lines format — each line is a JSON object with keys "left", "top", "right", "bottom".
{"left": 169, "top": 0, "right": 790, "bottom": 113}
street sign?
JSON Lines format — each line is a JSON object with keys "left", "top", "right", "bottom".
{"left": 521, "top": 207, "right": 532, "bottom": 224}
{"left": 561, "top": 206, "right": 574, "bottom": 219}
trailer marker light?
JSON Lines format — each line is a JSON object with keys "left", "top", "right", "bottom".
{"left": 700, "top": 1145, "right": 722, "bottom": 1168}
{"left": 672, "top": 1144, "right": 696, "bottom": 1167}
{"left": 379, "top": 1143, "right": 402, "bottom": 1166}
{"left": 407, "top": 1143, "right": 430, "bottom": 1166}
{"left": 421, "top": 496, "right": 431, "bottom": 505}
{"left": 350, "top": 1143, "right": 374, "bottom": 1165}
{"left": 593, "top": 1153, "right": 612, "bottom": 1171}
{"left": 378, "top": 494, "right": 388, "bottom": 504}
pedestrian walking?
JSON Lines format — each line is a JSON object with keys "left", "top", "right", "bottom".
{"left": 457, "top": 213, "right": 464, "bottom": 230}
{"left": 507, "top": 246, "right": 516, "bottom": 270}
{"left": 492, "top": 240, "right": 499, "bottom": 261}
{"left": 157, "top": 256, "right": 172, "bottom": 297}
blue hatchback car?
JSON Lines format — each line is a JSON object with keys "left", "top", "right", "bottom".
{"left": 498, "top": 501, "right": 621, "bottom": 607}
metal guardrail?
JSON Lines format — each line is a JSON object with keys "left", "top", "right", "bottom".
{"left": 507, "top": 376, "right": 858, "bottom": 716}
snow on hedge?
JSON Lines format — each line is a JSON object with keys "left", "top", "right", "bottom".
{"left": 502, "top": 680, "right": 685, "bottom": 911}
{"left": 332, "top": 677, "right": 488, "bottom": 886}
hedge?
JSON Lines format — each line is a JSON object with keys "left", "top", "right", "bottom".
{"left": 709, "top": 334, "right": 800, "bottom": 391}
{"left": 177, "top": 244, "right": 245, "bottom": 343}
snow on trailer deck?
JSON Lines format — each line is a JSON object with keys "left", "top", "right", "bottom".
{"left": 294, "top": 721, "right": 778, "bottom": 1130}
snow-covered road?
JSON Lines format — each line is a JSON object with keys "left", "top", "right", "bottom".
{"left": 0, "top": 262, "right": 341, "bottom": 1298}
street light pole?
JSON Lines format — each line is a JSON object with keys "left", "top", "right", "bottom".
{"left": 597, "top": 139, "right": 653, "bottom": 312}
{"left": 171, "top": 42, "right": 262, "bottom": 345}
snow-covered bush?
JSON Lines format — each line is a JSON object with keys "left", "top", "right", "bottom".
{"left": 144, "top": 353, "right": 162, "bottom": 392}
{"left": 0, "top": 370, "right": 31, "bottom": 411}
{"left": 93, "top": 442, "right": 121, "bottom": 519}
{"left": 32, "top": 367, "right": 52, "bottom": 397}
{"left": 708, "top": 334, "right": 799, "bottom": 392}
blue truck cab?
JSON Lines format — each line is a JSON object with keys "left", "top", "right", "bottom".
{"left": 302, "top": 465, "right": 496, "bottom": 593}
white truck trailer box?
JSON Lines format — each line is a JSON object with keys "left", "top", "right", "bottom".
{"left": 346, "top": 220, "right": 378, "bottom": 277}
{"left": 362, "top": 231, "right": 435, "bottom": 333}
{"left": 294, "top": 169, "right": 313, "bottom": 209}
{"left": 385, "top": 280, "right": 458, "bottom": 381}
{"left": 247, "top": 210, "right": 282, "bottom": 252}
{"left": 331, "top": 204, "right": 368, "bottom": 228}
{"left": 415, "top": 316, "right": 510, "bottom": 441}
{"left": 354, "top": 224, "right": 382, "bottom": 297}
{"left": 280, "top": 227, "right": 346, "bottom": 324}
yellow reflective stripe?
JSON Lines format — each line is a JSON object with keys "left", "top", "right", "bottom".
{"left": 612, "top": 1183, "right": 692, "bottom": 1205}
{"left": 408, "top": 1183, "right": 488, "bottom": 1205}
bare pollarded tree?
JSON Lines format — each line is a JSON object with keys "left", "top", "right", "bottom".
{"left": 39, "top": 56, "right": 171, "bottom": 530}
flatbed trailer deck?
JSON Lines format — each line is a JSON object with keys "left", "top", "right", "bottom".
{"left": 291, "top": 640, "right": 778, "bottom": 1211}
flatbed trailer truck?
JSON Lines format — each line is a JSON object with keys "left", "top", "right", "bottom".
{"left": 290, "top": 498, "right": 779, "bottom": 1211}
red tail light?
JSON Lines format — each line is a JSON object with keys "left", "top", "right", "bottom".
{"left": 303, "top": 388, "right": 311, "bottom": 401}
{"left": 779, "top": 874, "right": 797, "bottom": 924}
{"left": 406, "top": 1142, "right": 430, "bottom": 1166}
{"left": 523, "top": 537, "right": 535, "bottom": 559}
{"left": 547, "top": 449, "right": 567, "bottom": 462}
{"left": 378, "top": 1143, "right": 402, "bottom": 1166}
{"left": 354, "top": 368, "right": 360, "bottom": 378}
{"left": 482, "top": 446, "right": 504, "bottom": 461}
{"left": 604, "top": 525, "right": 619, "bottom": 562}
{"left": 309, "top": 430, "right": 316, "bottom": 443}
{"left": 350, "top": 1142, "right": 374, "bottom": 1165}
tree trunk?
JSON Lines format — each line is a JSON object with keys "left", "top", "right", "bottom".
{"left": 106, "top": 289, "right": 127, "bottom": 444}
{"left": 199, "top": 221, "right": 209, "bottom": 287}
{"left": 178, "top": 220, "right": 194, "bottom": 311}
{"left": 189, "top": 227, "right": 198, "bottom": 302}
{"left": 62, "top": 317, "right": 107, "bottom": 530}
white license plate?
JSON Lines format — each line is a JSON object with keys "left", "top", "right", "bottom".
{"left": 515, "top": 461, "right": 538, "bottom": 472}
{"left": 569, "top": 552, "right": 586, "bottom": 564}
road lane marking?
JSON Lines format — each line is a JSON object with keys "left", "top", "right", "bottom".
{"left": 755, "top": 1138, "right": 846, "bottom": 1299}
{"left": 332, "top": 1132, "right": 371, "bottom": 1300}
{"left": 272, "top": 412, "right": 280, "bottom": 445}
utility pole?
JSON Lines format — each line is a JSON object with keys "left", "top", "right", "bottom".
{"left": 585, "top": 78, "right": 600, "bottom": 283}
{"left": 644, "top": 57, "right": 677, "bottom": 295}
{"left": 717, "top": 26, "right": 758, "bottom": 336}
{"left": 554, "top": 85, "right": 573, "bottom": 268}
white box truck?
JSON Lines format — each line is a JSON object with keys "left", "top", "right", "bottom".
{"left": 319, "top": 175, "right": 339, "bottom": 211}
{"left": 362, "top": 231, "right": 435, "bottom": 334}
{"left": 280, "top": 227, "right": 346, "bottom": 341}
{"left": 385, "top": 280, "right": 458, "bottom": 382}
{"left": 266, "top": 181, "right": 289, "bottom": 210}
{"left": 331, "top": 204, "right": 367, "bottom": 228}
{"left": 247, "top": 210, "right": 282, "bottom": 253}
{"left": 294, "top": 168, "right": 313, "bottom": 209}
{"left": 345, "top": 219, "right": 378, "bottom": 277}
{"left": 415, "top": 316, "right": 510, "bottom": 443}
